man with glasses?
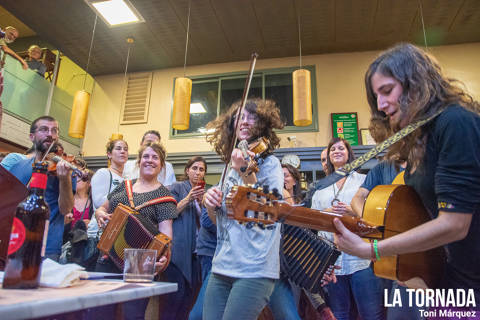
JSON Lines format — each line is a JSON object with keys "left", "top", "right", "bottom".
{"left": 1, "top": 115, "right": 75, "bottom": 261}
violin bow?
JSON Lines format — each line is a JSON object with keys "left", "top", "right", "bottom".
{"left": 219, "top": 52, "right": 259, "bottom": 190}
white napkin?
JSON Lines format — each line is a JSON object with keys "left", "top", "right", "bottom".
{"left": 39, "top": 258, "right": 89, "bottom": 288}
{"left": 0, "top": 259, "right": 88, "bottom": 288}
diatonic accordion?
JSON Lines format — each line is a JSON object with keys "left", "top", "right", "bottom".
{"left": 281, "top": 225, "right": 340, "bottom": 294}
{"left": 97, "top": 203, "right": 171, "bottom": 270}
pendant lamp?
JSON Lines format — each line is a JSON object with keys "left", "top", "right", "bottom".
{"left": 292, "top": 4, "right": 312, "bottom": 127}
{"left": 111, "top": 37, "right": 134, "bottom": 141}
{"left": 172, "top": 0, "right": 192, "bottom": 130}
{"left": 69, "top": 90, "right": 91, "bottom": 138}
{"left": 68, "top": 15, "right": 97, "bottom": 138}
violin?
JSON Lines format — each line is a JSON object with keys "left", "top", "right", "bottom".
{"left": 237, "top": 137, "right": 269, "bottom": 182}
{"left": 44, "top": 153, "right": 88, "bottom": 180}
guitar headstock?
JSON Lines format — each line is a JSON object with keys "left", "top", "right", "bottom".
{"left": 226, "top": 185, "right": 280, "bottom": 226}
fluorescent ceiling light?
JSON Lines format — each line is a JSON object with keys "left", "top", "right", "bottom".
{"left": 86, "top": 0, "right": 145, "bottom": 27}
{"left": 190, "top": 103, "right": 207, "bottom": 114}
{"left": 198, "top": 128, "right": 215, "bottom": 134}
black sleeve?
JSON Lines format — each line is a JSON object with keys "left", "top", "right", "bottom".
{"left": 434, "top": 107, "right": 480, "bottom": 213}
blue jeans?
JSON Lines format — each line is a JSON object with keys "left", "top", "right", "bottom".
{"left": 203, "top": 273, "right": 276, "bottom": 320}
{"left": 326, "top": 267, "right": 384, "bottom": 320}
{"left": 189, "top": 255, "right": 213, "bottom": 320}
{"left": 387, "top": 281, "right": 422, "bottom": 320}
{"left": 268, "top": 278, "right": 301, "bottom": 320}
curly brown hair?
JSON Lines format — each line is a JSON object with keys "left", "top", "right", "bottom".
{"left": 205, "top": 98, "right": 285, "bottom": 162}
{"left": 136, "top": 142, "right": 166, "bottom": 170}
{"left": 365, "top": 43, "right": 480, "bottom": 169}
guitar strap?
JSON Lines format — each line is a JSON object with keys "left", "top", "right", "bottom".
{"left": 304, "top": 109, "right": 443, "bottom": 203}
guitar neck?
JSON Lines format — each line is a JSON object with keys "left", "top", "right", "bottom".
{"left": 276, "top": 203, "right": 382, "bottom": 237}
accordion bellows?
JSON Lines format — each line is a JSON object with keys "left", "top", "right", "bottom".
{"left": 281, "top": 225, "right": 340, "bottom": 294}
{"left": 98, "top": 203, "right": 171, "bottom": 270}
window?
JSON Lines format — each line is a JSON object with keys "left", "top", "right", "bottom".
{"left": 171, "top": 66, "right": 317, "bottom": 137}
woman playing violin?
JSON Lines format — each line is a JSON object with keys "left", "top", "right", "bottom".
{"left": 203, "top": 98, "right": 285, "bottom": 320}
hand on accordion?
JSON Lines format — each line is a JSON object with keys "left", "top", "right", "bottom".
{"left": 154, "top": 247, "right": 171, "bottom": 275}
{"left": 95, "top": 206, "right": 112, "bottom": 228}
{"left": 321, "top": 265, "right": 340, "bottom": 287}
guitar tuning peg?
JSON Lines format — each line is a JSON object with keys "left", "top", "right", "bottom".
{"left": 266, "top": 224, "right": 276, "bottom": 230}
{"left": 271, "top": 188, "right": 280, "bottom": 198}
{"left": 262, "top": 185, "right": 269, "bottom": 194}
{"left": 257, "top": 222, "right": 265, "bottom": 230}
{"left": 245, "top": 222, "right": 254, "bottom": 229}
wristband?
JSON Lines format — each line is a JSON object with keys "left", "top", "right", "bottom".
{"left": 370, "top": 239, "right": 376, "bottom": 262}
{"left": 373, "top": 239, "right": 380, "bottom": 261}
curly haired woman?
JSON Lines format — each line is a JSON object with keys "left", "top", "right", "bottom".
{"left": 203, "top": 98, "right": 285, "bottom": 320}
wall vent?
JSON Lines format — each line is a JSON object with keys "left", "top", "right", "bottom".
{"left": 120, "top": 72, "right": 152, "bottom": 124}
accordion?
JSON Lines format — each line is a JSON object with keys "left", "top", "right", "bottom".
{"left": 281, "top": 225, "right": 340, "bottom": 294}
{"left": 97, "top": 203, "right": 171, "bottom": 270}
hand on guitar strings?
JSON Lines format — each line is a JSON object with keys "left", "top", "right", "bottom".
{"left": 332, "top": 218, "right": 371, "bottom": 260}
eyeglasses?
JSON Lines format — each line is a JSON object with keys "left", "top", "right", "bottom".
{"left": 36, "top": 126, "right": 59, "bottom": 135}
{"left": 233, "top": 113, "right": 258, "bottom": 123}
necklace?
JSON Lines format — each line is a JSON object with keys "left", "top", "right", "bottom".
{"left": 331, "top": 176, "right": 347, "bottom": 206}
{"left": 109, "top": 165, "right": 123, "bottom": 177}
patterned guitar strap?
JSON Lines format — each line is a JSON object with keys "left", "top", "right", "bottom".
{"left": 304, "top": 109, "right": 443, "bottom": 203}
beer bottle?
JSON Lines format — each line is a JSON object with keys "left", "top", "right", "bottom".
{"left": 3, "top": 162, "right": 50, "bottom": 289}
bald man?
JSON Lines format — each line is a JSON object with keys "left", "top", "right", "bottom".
{"left": 0, "top": 26, "right": 28, "bottom": 70}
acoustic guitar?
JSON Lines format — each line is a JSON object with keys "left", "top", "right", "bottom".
{"left": 226, "top": 184, "right": 445, "bottom": 288}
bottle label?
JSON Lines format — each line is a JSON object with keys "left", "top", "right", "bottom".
{"left": 30, "top": 172, "right": 48, "bottom": 189}
{"left": 41, "top": 220, "right": 49, "bottom": 257}
{"left": 8, "top": 217, "right": 26, "bottom": 255}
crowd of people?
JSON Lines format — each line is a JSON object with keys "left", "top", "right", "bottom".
{"left": 1, "top": 42, "right": 479, "bottom": 320}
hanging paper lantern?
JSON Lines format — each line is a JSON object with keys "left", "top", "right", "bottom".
{"left": 292, "top": 69, "right": 312, "bottom": 126}
{"left": 110, "top": 133, "right": 124, "bottom": 141}
{"left": 172, "top": 77, "right": 192, "bottom": 130}
{"left": 68, "top": 90, "right": 90, "bottom": 138}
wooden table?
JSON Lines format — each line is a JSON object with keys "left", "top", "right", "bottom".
{"left": 0, "top": 279, "right": 177, "bottom": 320}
